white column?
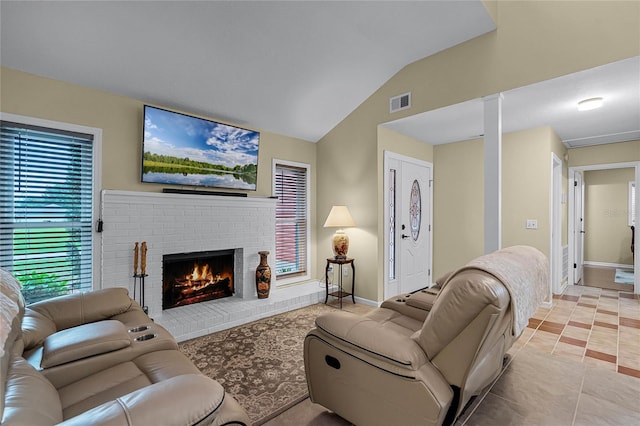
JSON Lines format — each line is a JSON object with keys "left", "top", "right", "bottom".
{"left": 483, "top": 93, "right": 503, "bottom": 254}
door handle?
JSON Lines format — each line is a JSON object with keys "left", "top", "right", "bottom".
{"left": 401, "top": 234, "right": 410, "bottom": 239}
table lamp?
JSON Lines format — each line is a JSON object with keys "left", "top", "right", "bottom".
{"left": 323, "top": 205, "right": 356, "bottom": 259}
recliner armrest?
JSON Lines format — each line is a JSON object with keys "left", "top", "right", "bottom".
{"left": 28, "top": 288, "right": 134, "bottom": 331}
{"left": 57, "top": 374, "right": 238, "bottom": 426}
{"left": 41, "top": 320, "right": 131, "bottom": 368}
{"left": 314, "top": 311, "right": 428, "bottom": 369}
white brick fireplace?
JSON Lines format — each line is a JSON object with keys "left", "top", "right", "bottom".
{"left": 100, "top": 190, "right": 325, "bottom": 341}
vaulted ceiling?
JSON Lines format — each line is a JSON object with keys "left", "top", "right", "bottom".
{"left": 3, "top": 1, "right": 638, "bottom": 148}
{"left": 384, "top": 56, "right": 640, "bottom": 148}
{"left": 0, "top": 0, "right": 495, "bottom": 142}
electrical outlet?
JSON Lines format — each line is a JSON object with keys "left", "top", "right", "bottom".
{"left": 343, "top": 267, "right": 349, "bottom": 276}
{"left": 526, "top": 219, "right": 538, "bottom": 229}
{"left": 327, "top": 265, "right": 333, "bottom": 273}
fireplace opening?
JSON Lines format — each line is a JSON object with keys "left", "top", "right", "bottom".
{"left": 162, "top": 249, "right": 234, "bottom": 310}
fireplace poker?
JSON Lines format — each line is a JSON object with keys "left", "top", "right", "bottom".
{"left": 133, "top": 242, "right": 139, "bottom": 276}
{"left": 132, "top": 242, "right": 148, "bottom": 314}
{"left": 140, "top": 242, "right": 148, "bottom": 313}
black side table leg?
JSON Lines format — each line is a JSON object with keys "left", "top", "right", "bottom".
{"left": 324, "top": 261, "right": 330, "bottom": 304}
{"left": 351, "top": 260, "right": 356, "bottom": 304}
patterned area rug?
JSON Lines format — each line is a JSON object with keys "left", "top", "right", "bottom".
{"left": 179, "top": 303, "right": 336, "bottom": 425}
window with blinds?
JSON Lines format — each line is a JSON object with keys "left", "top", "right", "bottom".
{"left": 0, "top": 120, "right": 95, "bottom": 304}
{"left": 274, "top": 162, "right": 309, "bottom": 280}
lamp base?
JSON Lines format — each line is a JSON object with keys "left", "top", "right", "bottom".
{"left": 332, "top": 230, "right": 349, "bottom": 258}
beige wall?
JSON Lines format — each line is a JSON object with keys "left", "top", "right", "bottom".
{"left": 584, "top": 168, "right": 635, "bottom": 265}
{"left": 1, "top": 67, "right": 320, "bottom": 283}
{"left": 433, "top": 138, "right": 484, "bottom": 277}
{"left": 568, "top": 140, "right": 640, "bottom": 167}
{"left": 432, "top": 127, "right": 567, "bottom": 281}
{"left": 551, "top": 129, "right": 570, "bottom": 248}
{"left": 318, "top": 1, "right": 638, "bottom": 301}
{"left": 503, "top": 127, "right": 566, "bottom": 257}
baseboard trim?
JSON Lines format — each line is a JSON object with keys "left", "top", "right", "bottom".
{"left": 584, "top": 261, "right": 634, "bottom": 269}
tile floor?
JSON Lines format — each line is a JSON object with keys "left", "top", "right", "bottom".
{"left": 519, "top": 285, "right": 640, "bottom": 378}
{"left": 265, "top": 285, "right": 640, "bottom": 425}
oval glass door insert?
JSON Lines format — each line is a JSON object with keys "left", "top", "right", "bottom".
{"left": 409, "top": 180, "right": 421, "bottom": 241}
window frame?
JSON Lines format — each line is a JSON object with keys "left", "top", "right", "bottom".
{"left": 630, "top": 181, "right": 636, "bottom": 227}
{"left": 272, "top": 159, "right": 311, "bottom": 286}
{"left": 0, "top": 112, "right": 103, "bottom": 293}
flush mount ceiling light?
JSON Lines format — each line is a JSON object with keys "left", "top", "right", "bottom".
{"left": 577, "top": 97, "right": 604, "bottom": 111}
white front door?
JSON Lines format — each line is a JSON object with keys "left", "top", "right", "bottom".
{"left": 383, "top": 152, "right": 433, "bottom": 299}
{"left": 574, "top": 171, "right": 585, "bottom": 284}
{"left": 398, "top": 160, "right": 432, "bottom": 294}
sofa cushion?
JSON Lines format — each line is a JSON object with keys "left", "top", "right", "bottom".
{"left": 41, "top": 320, "right": 131, "bottom": 368}
{"left": 59, "top": 360, "right": 153, "bottom": 419}
{"left": 59, "top": 350, "right": 203, "bottom": 420}
{"left": 59, "top": 375, "right": 226, "bottom": 426}
{"left": 2, "top": 357, "right": 63, "bottom": 425}
{"left": 366, "top": 307, "right": 424, "bottom": 336}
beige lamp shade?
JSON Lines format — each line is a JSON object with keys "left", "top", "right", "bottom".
{"left": 324, "top": 206, "right": 356, "bottom": 258}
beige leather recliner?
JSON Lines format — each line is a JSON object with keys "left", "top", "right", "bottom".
{"left": 0, "top": 268, "right": 251, "bottom": 425}
{"left": 304, "top": 246, "right": 548, "bottom": 426}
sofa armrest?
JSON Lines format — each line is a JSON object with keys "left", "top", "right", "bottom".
{"left": 314, "top": 311, "right": 428, "bottom": 369}
{"left": 58, "top": 374, "right": 242, "bottom": 426}
{"left": 28, "top": 288, "right": 134, "bottom": 331}
{"left": 41, "top": 320, "right": 131, "bottom": 368}
{"left": 22, "top": 308, "right": 57, "bottom": 350}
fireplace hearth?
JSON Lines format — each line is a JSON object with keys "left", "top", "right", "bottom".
{"left": 163, "top": 249, "right": 235, "bottom": 310}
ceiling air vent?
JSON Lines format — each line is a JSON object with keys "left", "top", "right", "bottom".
{"left": 390, "top": 92, "right": 411, "bottom": 113}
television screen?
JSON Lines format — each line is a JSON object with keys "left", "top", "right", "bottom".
{"left": 142, "top": 105, "right": 259, "bottom": 190}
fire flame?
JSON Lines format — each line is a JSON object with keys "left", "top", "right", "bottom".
{"left": 187, "top": 263, "right": 213, "bottom": 282}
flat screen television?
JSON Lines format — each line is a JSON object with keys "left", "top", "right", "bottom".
{"left": 142, "top": 105, "right": 259, "bottom": 191}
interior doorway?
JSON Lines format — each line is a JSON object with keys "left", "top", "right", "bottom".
{"left": 383, "top": 151, "right": 433, "bottom": 300}
{"left": 568, "top": 162, "right": 639, "bottom": 294}
{"left": 573, "top": 170, "right": 585, "bottom": 285}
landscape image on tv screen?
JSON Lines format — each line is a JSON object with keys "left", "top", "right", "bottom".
{"left": 142, "top": 105, "right": 259, "bottom": 190}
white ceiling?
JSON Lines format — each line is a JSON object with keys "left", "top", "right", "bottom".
{"left": 384, "top": 56, "right": 640, "bottom": 148}
{"left": 0, "top": 0, "right": 496, "bottom": 143}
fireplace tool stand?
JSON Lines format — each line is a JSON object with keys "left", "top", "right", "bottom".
{"left": 133, "top": 274, "right": 148, "bottom": 315}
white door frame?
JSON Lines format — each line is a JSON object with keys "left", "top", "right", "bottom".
{"left": 573, "top": 171, "right": 585, "bottom": 285}
{"left": 383, "top": 151, "right": 433, "bottom": 300}
{"left": 550, "top": 153, "right": 564, "bottom": 296}
{"left": 568, "top": 161, "right": 639, "bottom": 294}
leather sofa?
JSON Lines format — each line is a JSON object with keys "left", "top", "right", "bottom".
{"left": 0, "top": 268, "right": 250, "bottom": 425}
{"left": 304, "top": 245, "right": 548, "bottom": 426}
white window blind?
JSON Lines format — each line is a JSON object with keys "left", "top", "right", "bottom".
{"left": 274, "top": 163, "right": 308, "bottom": 278}
{"left": 0, "top": 120, "right": 94, "bottom": 304}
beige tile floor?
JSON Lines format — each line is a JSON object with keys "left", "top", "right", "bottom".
{"left": 265, "top": 286, "right": 640, "bottom": 426}
{"left": 520, "top": 285, "right": 640, "bottom": 378}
